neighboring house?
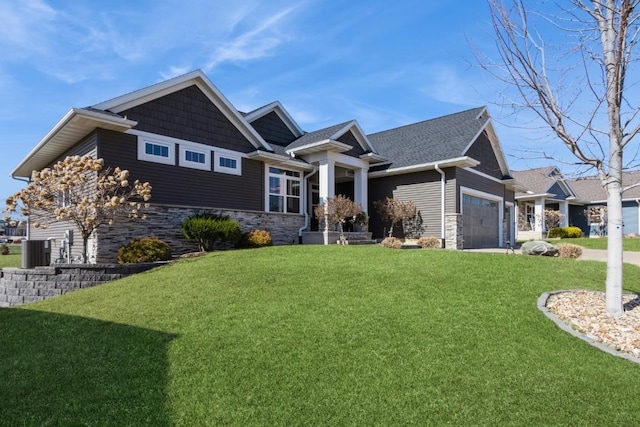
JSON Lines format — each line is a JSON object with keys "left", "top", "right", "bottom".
{"left": 512, "top": 166, "right": 640, "bottom": 239}
{"left": 11, "top": 70, "right": 517, "bottom": 262}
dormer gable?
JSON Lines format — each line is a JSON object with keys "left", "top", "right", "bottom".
{"left": 244, "top": 101, "right": 303, "bottom": 146}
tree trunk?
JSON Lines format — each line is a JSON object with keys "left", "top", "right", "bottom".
{"left": 606, "top": 187, "right": 624, "bottom": 317}
{"left": 82, "top": 235, "right": 89, "bottom": 264}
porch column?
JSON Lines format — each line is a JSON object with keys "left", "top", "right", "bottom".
{"left": 318, "top": 160, "right": 335, "bottom": 245}
{"left": 535, "top": 198, "right": 544, "bottom": 232}
{"left": 559, "top": 201, "right": 569, "bottom": 227}
{"left": 353, "top": 168, "right": 368, "bottom": 214}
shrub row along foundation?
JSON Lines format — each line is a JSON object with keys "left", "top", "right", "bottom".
{"left": 0, "top": 263, "right": 164, "bottom": 308}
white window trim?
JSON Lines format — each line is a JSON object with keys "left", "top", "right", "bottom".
{"left": 179, "top": 145, "right": 210, "bottom": 171}
{"left": 138, "top": 137, "right": 175, "bottom": 165}
{"left": 214, "top": 152, "right": 242, "bottom": 176}
{"left": 266, "top": 165, "right": 302, "bottom": 214}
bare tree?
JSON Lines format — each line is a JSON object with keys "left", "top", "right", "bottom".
{"left": 5, "top": 155, "right": 152, "bottom": 263}
{"left": 314, "top": 195, "right": 363, "bottom": 244}
{"left": 483, "top": 0, "right": 640, "bottom": 317}
{"left": 374, "top": 197, "right": 418, "bottom": 238}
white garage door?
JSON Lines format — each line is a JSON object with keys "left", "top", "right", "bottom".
{"left": 463, "top": 194, "right": 500, "bottom": 249}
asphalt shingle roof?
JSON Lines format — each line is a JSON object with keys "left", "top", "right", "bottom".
{"left": 285, "top": 121, "right": 353, "bottom": 151}
{"left": 511, "top": 166, "right": 561, "bottom": 196}
{"left": 569, "top": 171, "right": 640, "bottom": 202}
{"left": 366, "top": 107, "right": 487, "bottom": 169}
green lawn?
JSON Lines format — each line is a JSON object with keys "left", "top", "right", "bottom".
{"left": 2, "top": 245, "right": 640, "bottom": 425}
{"left": 0, "top": 243, "right": 21, "bottom": 269}
{"left": 551, "top": 237, "right": 640, "bottom": 251}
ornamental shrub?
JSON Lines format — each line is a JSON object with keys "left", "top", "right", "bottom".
{"left": 238, "top": 229, "right": 273, "bottom": 248}
{"left": 117, "top": 237, "right": 172, "bottom": 264}
{"left": 565, "top": 226, "right": 583, "bottom": 238}
{"left": 182, "top": 213, "right": 242, "bottom": 251}
{"left": 557, "top": 243, "right": 583, "bottom": 259}
{"left": 381, "top": 236, "right": 402, "bottom": 249}
{"left": 0, "top": 244, "right": 9, "bottom": 255}
{"left": 547, "top": 227, "right": 566, "bottom": 238}
{"left": 416, "top": 236, "right": 441, "bottom": 249}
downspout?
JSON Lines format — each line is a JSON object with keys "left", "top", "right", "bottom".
{"left": 11, "top": 175, "right": 31, "bottom": 240}
{"left": 298, "top": 166, "right": 318, "bottom": 243}
{"left": 434, "top": 164, "right": 445, "bottom": 248}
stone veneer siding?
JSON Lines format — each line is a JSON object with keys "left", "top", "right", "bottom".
{"left": 94, "top": 204, "right": 305, "bottom": 263}
{"left": 445, "top": 213, "right": 463, "bottom": 250}
{"left": 0, "top": 263, "right": 163, "bottom": 308}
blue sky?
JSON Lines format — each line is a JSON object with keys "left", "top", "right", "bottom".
{"left": 1, "top": 0, "right": 567, "bottom": 206}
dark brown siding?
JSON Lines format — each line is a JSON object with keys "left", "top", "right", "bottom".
{"left": 97, "top": 129, "right": 264, "bottom": 210}
{"left": 465, "top": 131, "right": 504, "bottom": 179}
{"left": 121, "top": 85, "right": 256, "bottom": 153}
{"left": 368, "top": 169, "right": 456, "bottom": 239}
{"left": 337, "top": 131, "right": 366, "bottom": 157}
{"left": 249, "top": 111, "right": 297, "bottom": 146}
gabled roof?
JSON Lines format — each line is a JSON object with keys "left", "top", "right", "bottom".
{"left": 512, "top": 166, "right": 574, "bottom": 197}
{"left": 12, "top": 108, "right": 138, "bottom": 178}
{"left": 93, "top": 69, "right": 272, "bottom": 152}
{"left": 366, "top": 107, "right": 500, "bottom": 174}
{"left": 244, "top": 101, "right": 304, "bottom": 139}
{"left": 569, "top": 171, "right": 640, "bottom": 203}
{"left": 285, "top": 120, "right": 380, "bottom": 159}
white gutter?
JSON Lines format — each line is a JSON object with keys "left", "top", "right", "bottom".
{"left": 298, "top": 166, "right": 319, "bottom": 242}
{"left": 435, "top": 163, "right": 446, "bottom": 246}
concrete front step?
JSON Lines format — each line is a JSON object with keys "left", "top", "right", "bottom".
{"left": 343, "top": 239, "right": 377, "bottom": 245}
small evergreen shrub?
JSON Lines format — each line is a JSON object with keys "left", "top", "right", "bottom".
{"left": 416, "top": 236, "right": 441, "bottom": 249}
{"left": 0, "top": 244, "right": 9, "bottom": 255}
{"left": 381, "top": 236, "right": 402, "bottom": 249}
{"left": 547, "top": 227, "right": 566, "bottom": 238}
{"left": 117, "top": 237, "right": 172, "bottom": 264}
{"left": 182, "top": 213, "right": 242, "bottom": 251}
{"left": 238, "top": 229, "right": 273, "bottom": 248}
{"left": 565, "top": 226, "right": 583, "bottom": 238}
{"left": 557, "top": 243, "right": 583, "bottom": 259}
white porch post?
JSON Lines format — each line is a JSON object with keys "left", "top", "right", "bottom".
{"left": 353, "top": 168, "right": 368, "bottom": 214}
{"left": 319, "top": 160, "right": 335, "bottom": 245}
{"left": 559, "top": 201, "right": 569, "bottom": 227}
{"left": 535, "top": 198, "right": 544, "bottom": 234}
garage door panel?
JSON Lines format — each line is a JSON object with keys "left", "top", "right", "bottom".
{"left": 463, "top": 194, "right": 499, "bottom": 249}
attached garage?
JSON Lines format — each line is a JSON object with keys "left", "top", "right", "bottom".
{"left": 462, "top": 193, "right": 500, "bottom": 248}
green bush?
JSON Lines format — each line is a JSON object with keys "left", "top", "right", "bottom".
{"left": 548, "top": 226, "right": 583, "bottom": 239}
{"left": 416, "top": 236, "right": 442, "bottom": 249}
{"left": 565, "top": 226, "right": 583, "bottom": 238}
{"left": 381, "top": 237, "right": 402, "bottom": 249}
{"left": 182, "top": 213, "right": 242, "bottom": 251}
{"left": 0, "top": 244, "right": 9, "bottom": 255}
{"left": 547, "top": 227, "right": 566, "bottom": 238}
{"left": 117, "top": 237, "right": 172, "bottom": 264}
{"left": 237, "top": 229, "right": 273, "bottom": 249}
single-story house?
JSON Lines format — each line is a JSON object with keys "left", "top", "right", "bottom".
{"left": 11, "top": 70, "right": 517, "bottom": 262}
{"left": 512, "top": 166, "right": 640, "bottom": 239}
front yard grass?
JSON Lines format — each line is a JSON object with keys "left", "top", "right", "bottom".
{"left": 547, "top": 237, "right": 640, "bottom": 251}
{"left": 0, "top": 243, "right": 21, "bottom": 269}
{"left": 1, "top": 245, "right": 640, "bottom": 425}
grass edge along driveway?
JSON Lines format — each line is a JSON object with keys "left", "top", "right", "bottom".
{"left": 1, "top": 245, "right": 639, "bottom": 426}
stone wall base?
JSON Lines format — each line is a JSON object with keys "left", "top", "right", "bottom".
{"left": 445, "top": 213, "right": 463, "bottom": 250}
{"left": 95, "top": 204, "right": 305, "bottom": 263}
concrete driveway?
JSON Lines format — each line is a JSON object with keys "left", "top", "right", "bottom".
{"left": 465, "top": 247, "right": 640, "bottom": 267}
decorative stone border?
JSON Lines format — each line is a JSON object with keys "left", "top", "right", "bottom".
{"left": 0, "top": 262, "right": 167, "bottom": 308}
{"left": 537, "top": 290, "right": 640, "bottom": 365}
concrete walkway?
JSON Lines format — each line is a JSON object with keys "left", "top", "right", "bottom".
{"left": 465, "top": 247, "right": 640, "bottom": 267}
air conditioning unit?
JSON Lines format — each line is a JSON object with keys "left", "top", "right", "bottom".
{"left": 21, "top": 240, "right": 51, "bottom": 269}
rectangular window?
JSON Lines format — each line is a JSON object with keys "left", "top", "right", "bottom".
{"left": 179, "top": 144, "right": 211, "bottom": 171}
{"left": 137, "top": 137, "right": 175, "bottom": 165}
{"left": 268, "top": 167, "right": 301, "bottom": 214}
{"left": 185, "top": 150, "right": 205, "bottom": 164}
{"left": 214, "top": 152, "right": 242, "bottom": 176}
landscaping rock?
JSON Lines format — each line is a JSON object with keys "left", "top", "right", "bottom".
{"left": 521, "top": 240, "right": 559, "bottom": 257}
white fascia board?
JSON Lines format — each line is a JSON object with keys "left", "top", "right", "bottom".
{"left": 92, "top": 69, "right": 272, "bottom": 152}
{"left": 285, "top": 139, "right": 352, "bottom": 156}
{"left": 514, "top": 193, "right": 555, "bottom": 200}
{"left": 359, "top": 152, "right": 387, "bottom": 163}
{"left": 331, "top": 120, "right": 378, "bottom": 154}
{"left": 246, "top": 151, "right": 314, "bottom": 171}
{"left": 12, "top": 108, "right": 137, "bottom": 178}
{"left": 368, "top": 157, "right": 479, "bottom": 178}
{"left": 463, "top": 167, "right": 513, "bottom": 184}
{"left": 244, "top": 101, "right": 304, "bottom": 137}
